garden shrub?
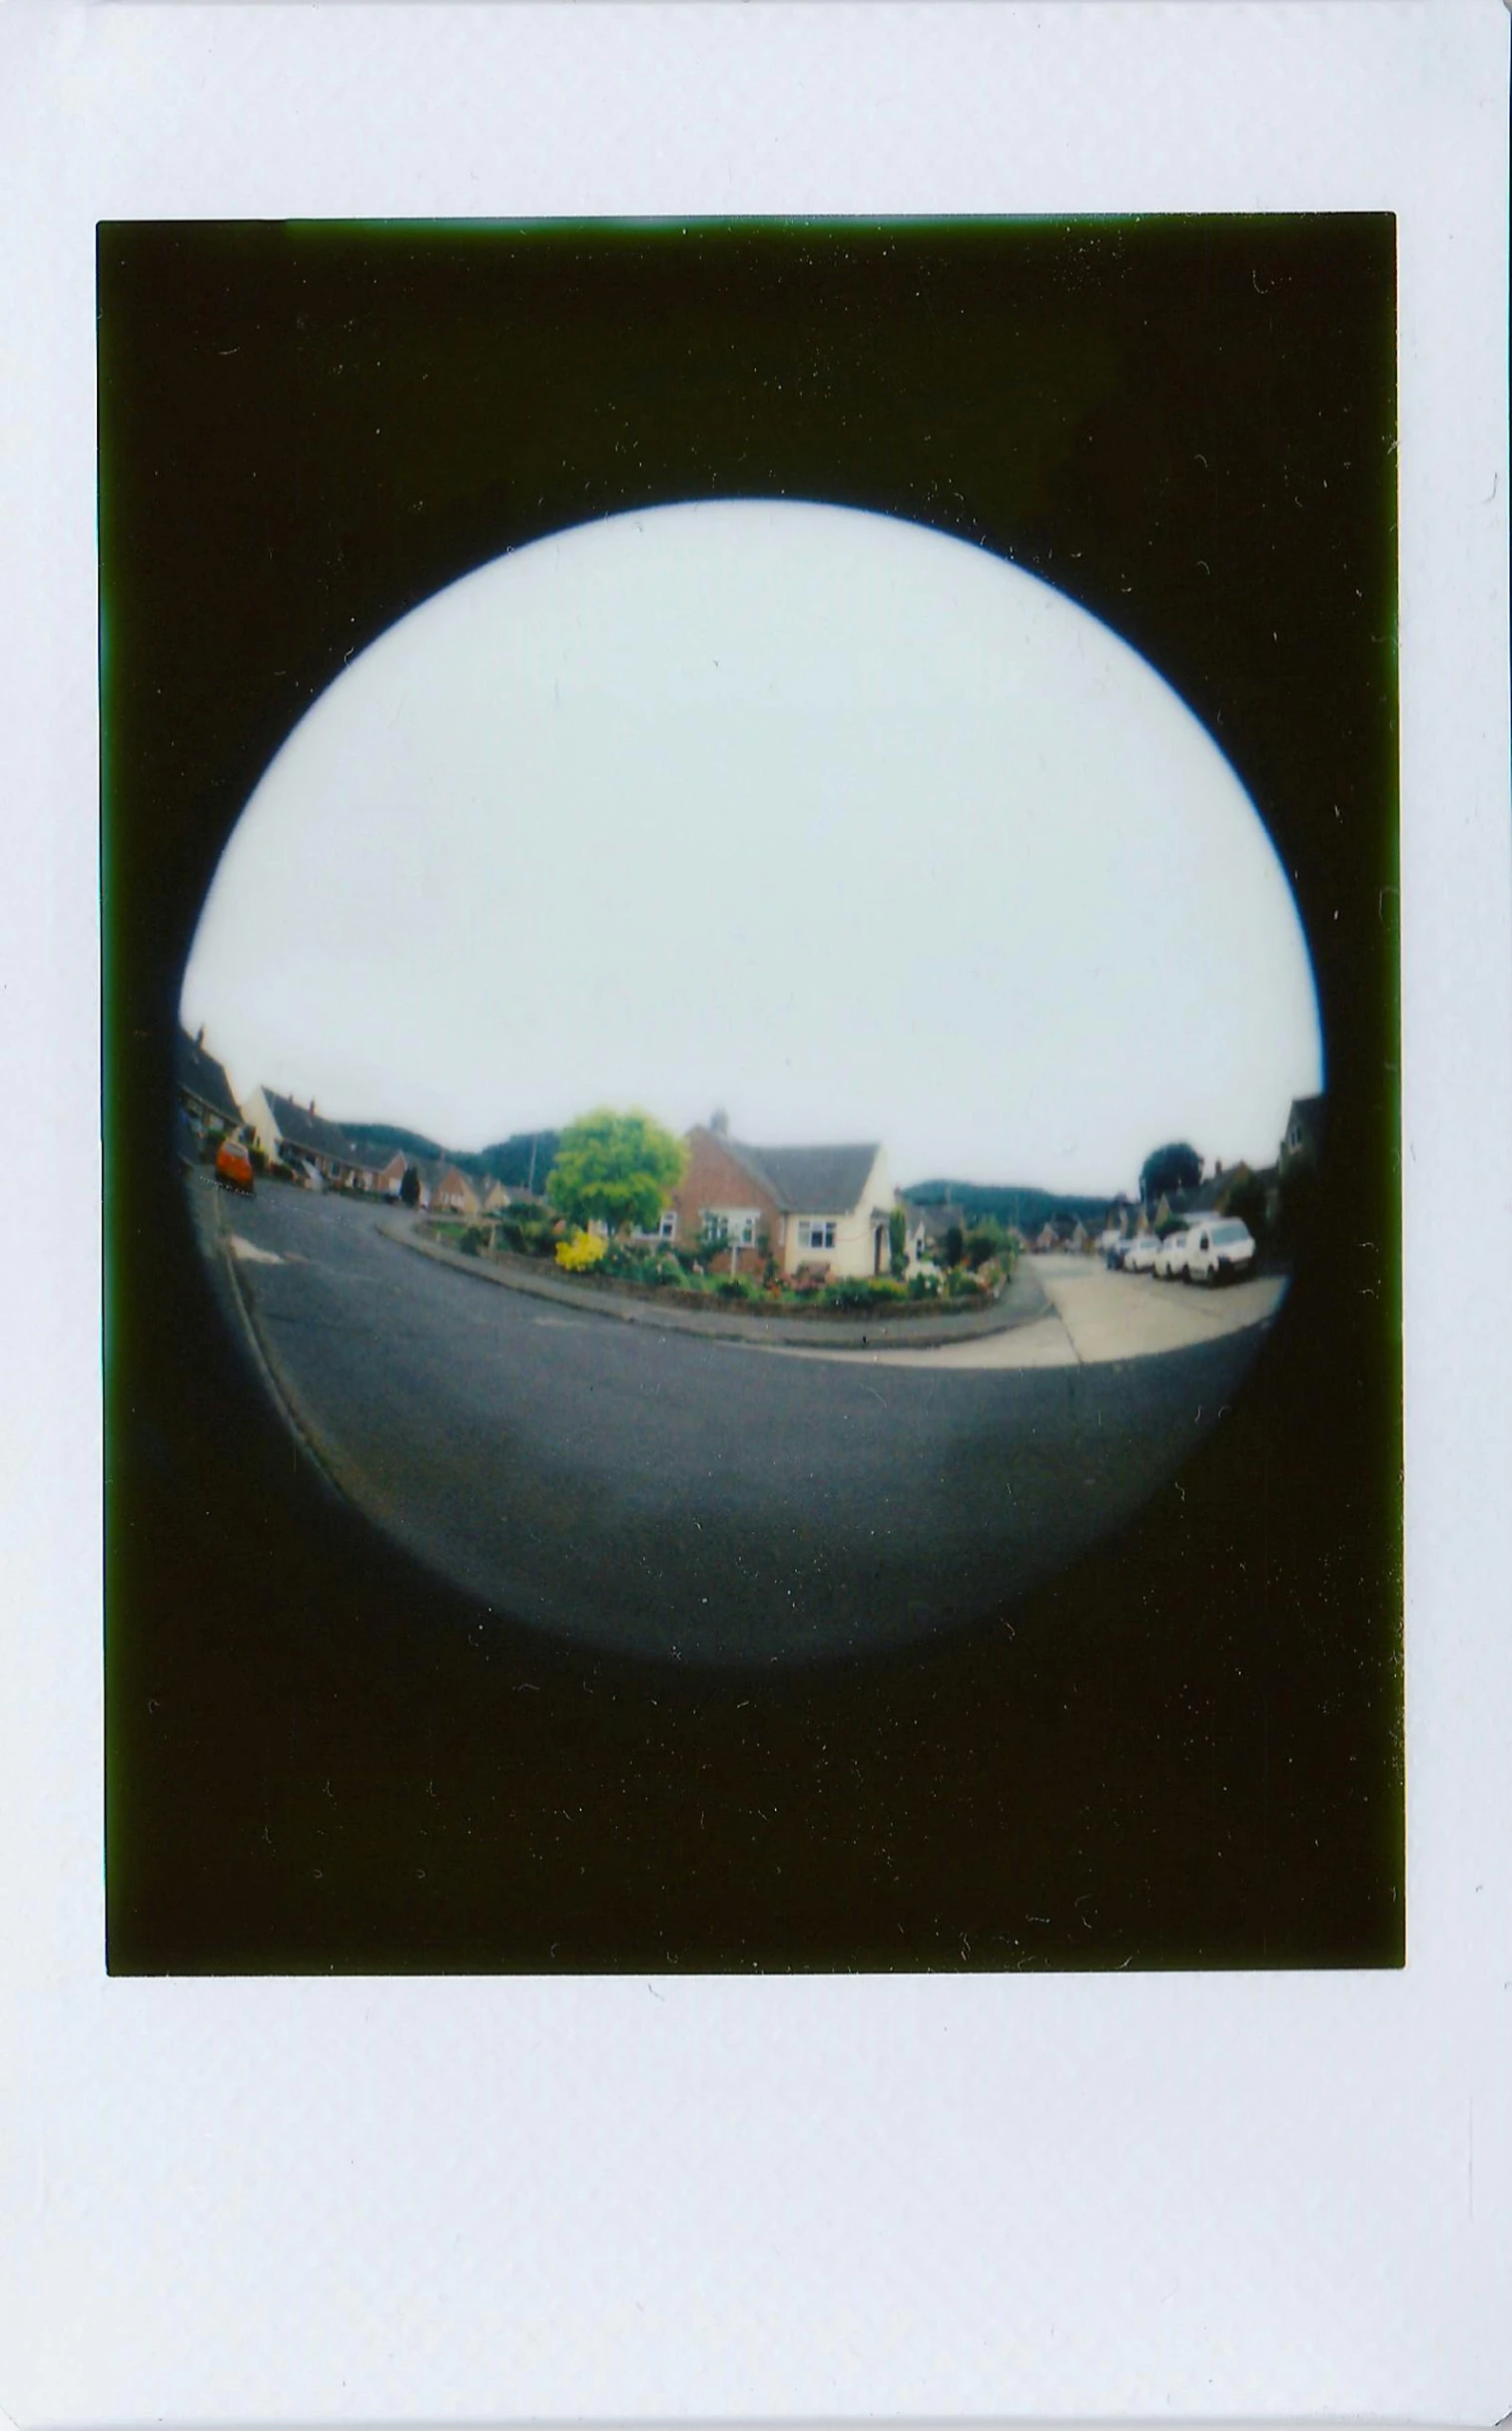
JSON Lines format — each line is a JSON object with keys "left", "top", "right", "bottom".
{"left": 716, "top": 1273, "right": 761, "bottom": 1302}
{"left": 556, "top": 1228, "right": 607, "bottom": 1271}
{"left": 500, "top": 1212, "right": 557, "bottom": 1256}
{"left": 946, "top": 1264, "right": 983, "bottom": 1297}
{"left": 889, "top": 1205, "right": 909, "bottom": 1277}
{"left": 908, "top": 1271, "right": 942, "bottom": 1300}
{"left": 821, "top": 1276, "right": 876, "bottom": 1311}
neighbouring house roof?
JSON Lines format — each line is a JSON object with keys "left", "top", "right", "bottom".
{"left": 905, "top": 1199, "right": 967, "bottom": 1237}
{"left": 1164, "top": 1160, "right": 1257, "bottom": 1218}
{"left": 720, "top": 1137, "right": 882, "bottom": 1216}
{"left": 175, "top": 1026, "right": 241, "bottom": 1128}
{"left": 261, "top": 1089, "right": 378, "bottom": 1172}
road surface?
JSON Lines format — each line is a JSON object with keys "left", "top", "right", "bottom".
{"left": 192, "top": 1179, "right": 1286, "bottom": 1664}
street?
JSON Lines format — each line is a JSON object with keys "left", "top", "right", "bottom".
{"left": 193, "top": 1179, "right": 1286, "bottom": 1664}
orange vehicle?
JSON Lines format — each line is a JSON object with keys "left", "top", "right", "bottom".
{"left": 214, "top": 1136, "right": 256, "bottom": 1195}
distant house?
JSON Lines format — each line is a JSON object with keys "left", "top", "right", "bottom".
{"left": 1159, "top": 1160, "right": 1255, "bottom": 1226}
{"left": 175, "top": 1024, "right": 242, "bottom": 1144}
{"left": 410, "top": 1160, "right": 485, "bottom": 1216}
{"left": 244, "top": 1088, "right": 385, "bottom": 1191}
{"left": 372, "top": 1151, "right": 408, "bottom": 1199}
{"left": 667, "top": 1119, "right": 907, "bottom": 1278}
{"left": 898, "top": 1199, "right": 954, "bottom": 1267}
{"left": 907, "top": 1200, "right": 967, "bottom": 1260}
{"left": 1279, "top": 1094, "right": 1325, "bottom": 1178}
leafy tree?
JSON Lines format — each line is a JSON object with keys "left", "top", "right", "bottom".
{"left": 945, "top": 1221, "right": 965, "bottom": 1269}
{"left": 1139, "top": 1141, "right": 1202, "bottom": 1205}
{"left": 888, "top": 1204, "right": 909, "bottom": 1277}
{"left": 398, "top": 1164, "right": 421, "bottom": 1208}
{"left": 546, "top": 1109, "right": 686, "bottom": 1236}
{"left": 964, "top": 1220, "right": 1008, "bottom": 1271}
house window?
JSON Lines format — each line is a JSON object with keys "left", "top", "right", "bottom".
{"left": 656, "top": 1211, "right": 676, "bottom": 1241}
{"left": 701, "top": 1209, "right": 758, "bottom": 1246}
{"left": 797, "top": 1218, "right": 836, "bottom": 1250}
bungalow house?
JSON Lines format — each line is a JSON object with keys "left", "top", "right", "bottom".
{"left": 372, "top": 1150, "right": 408, "bottom": 1199}
{"left": 666, "top": 1119, "right": 907, "bottom": 1279}
{"left": 175, "top": 1024, "right": 242, "bottom": 1146}
{"left": 244, "top": 1087, "right": 385, "bottom": 1192}
{"left": 405, "top": 1159, "right": 487, "bottom": 1216}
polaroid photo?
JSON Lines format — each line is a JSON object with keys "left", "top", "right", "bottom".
{"left": 2, "top": 3, "right": 1508, "bottom": 2424}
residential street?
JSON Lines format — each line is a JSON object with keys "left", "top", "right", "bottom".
{"left": 192, "top": 1178, "right": 1286, "bottom": 1664}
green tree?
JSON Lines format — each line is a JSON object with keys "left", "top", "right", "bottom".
{"left": 888, "top": 1204, "right": 909, "bottom": 1277}
{"left": 964, "top": 1219, "right": 1007, "bottom": 1271}
{"left": 1138, "top": 1141, "right": 1202, "bottom": 1205}
{"left": 545, "top": 1109, "right": 686, "bottom": 1236}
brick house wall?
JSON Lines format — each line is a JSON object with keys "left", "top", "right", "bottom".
{"left": 669, "top": 1128, "right": 781, "bottom": 1268}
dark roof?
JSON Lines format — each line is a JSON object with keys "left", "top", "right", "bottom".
{"left": 907, "top": 1200, "right": 967, "bottom": 1236}
{"left": 175, "top": 1026, "right": 241, "bottom": 1127}
{"left": 262, "top": 1089, "right": 379, "bottom": 1172}
{"left": 1285, "top": 1094, "right": 1326, "bottom": 1149}
{"left": 722, "top": 1138, "right": 882, "bottom": 1215}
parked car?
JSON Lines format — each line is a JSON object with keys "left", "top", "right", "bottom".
{"left": 1123, "top": 1233, "right": 1160, "bottom": 1274}
{"left": 215, "top": 1135, "right": 256, "bottom": 1196}
{"left": 1153, "top": 1228, "right": 1193, "bottom": 1280}
{"left": 1186, "top": 1216, "right": 1256, "bottom": 1284}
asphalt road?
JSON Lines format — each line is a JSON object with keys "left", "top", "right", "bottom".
{"left": 199, "top": 1181, "right": 1284, "bottom": 1664}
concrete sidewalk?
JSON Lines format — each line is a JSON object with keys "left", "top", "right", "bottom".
{"left": 757, "top": 1254, "right": 1287, "bottom": 1370}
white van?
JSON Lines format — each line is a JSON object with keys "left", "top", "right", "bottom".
{"left": 1153, "top": 1228, "right": 1193, "bottom": 1280}
{"left": 1185, "top": 1216, "right": 1256, "bottom": 1285}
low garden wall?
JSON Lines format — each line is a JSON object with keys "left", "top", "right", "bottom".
{"left": 381, "top": 1216, "right": 1051, "bottom": 1349}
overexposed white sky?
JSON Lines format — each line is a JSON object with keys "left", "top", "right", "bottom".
{"left": 182, "top": 499, "right": 1322, "bottom": 1193}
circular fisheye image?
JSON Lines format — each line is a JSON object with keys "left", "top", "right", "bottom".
{"left": 175, "top": 500, "right": 1323, "bottom": 1664}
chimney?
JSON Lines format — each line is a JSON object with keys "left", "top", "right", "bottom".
{"left": 710, "top": 1107, "right": 729, "bottom": 1137}
{"left": 310, "top": 1098, "right": 317, "bottom": 1117}
{"left": 195, "top": 1024, "right": 205, "bottom": 1049}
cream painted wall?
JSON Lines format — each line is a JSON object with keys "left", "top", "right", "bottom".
{"left": 782, "top": 1146, "right": 894, "bottom": 1279}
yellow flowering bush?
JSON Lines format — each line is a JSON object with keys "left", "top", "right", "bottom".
{"left": 555, "top": 1228, "right": 608, "bottom": 1271}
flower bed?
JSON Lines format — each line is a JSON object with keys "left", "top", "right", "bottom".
{"left": 420, "top": 1220, "right": 1013, "bottom": 1319}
